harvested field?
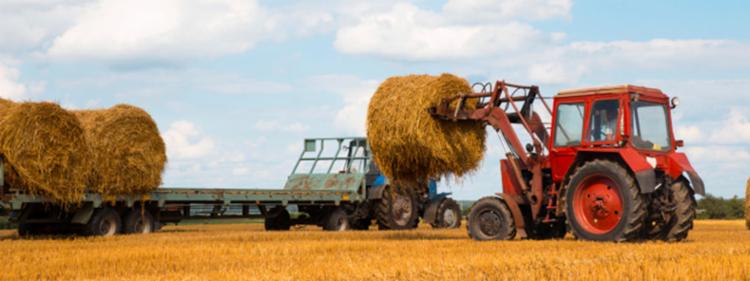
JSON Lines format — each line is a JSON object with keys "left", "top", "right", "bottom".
{"left": 0, "top": 220, "right": 748, "bottom": 280}
{"left": 746, "top": 179, "right": 750, "bottom": 229}
{"left": 367, "top": 74, "right": 486, "bottom": 182}
{"left": 74, "top": 104, "right": 166, "bottom": 195}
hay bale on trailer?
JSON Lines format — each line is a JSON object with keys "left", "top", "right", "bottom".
{"left": 366, "top": 74, "right": 486, "bottom": 183}
{"left": 0, "top": 100, "right": 92, "bottom": 206}
{"left": 74, "top": 104, "right": 166, "bottom": 195}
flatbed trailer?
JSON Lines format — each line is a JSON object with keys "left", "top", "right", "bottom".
{"left": 0, "top": 137, "right": 463, "bottom": 236}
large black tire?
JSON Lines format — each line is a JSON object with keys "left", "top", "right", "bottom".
{"left": 376, "top": 185, "right": 419, "bottom": 230}
{"left": 467, "top": 197, "right": 516, "bottom": 241}
{"left": 649, "top": 179, "right": 696, "bottom": 242}
{"left": 82, "top": 207, "right": 121, "bottom": 237}
{"left": 264, "top": 206, "right": 291, "bottom": 231}
{"left": 565, "top": 160, "right": 646, "bottom": 242}
{"left": 431, "top": 198, "right": 462, "bottom": 229}
{"left": 122, "top": 208, "right": 155, "bottom": 234}
{"left": 323, "top": 207, "right": 350, "bottom": 231}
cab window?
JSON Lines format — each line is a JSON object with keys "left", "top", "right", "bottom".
{"left": 554, "top": 103, "right": 585, "bottom": 147}
{"left": 588, "top": 100, "right": 620, "bottom": 142}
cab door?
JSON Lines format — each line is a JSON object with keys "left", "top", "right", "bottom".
{"left": 549, "top": 101, "right": 587, "bottom": 182}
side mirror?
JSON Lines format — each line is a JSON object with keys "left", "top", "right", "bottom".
{"left": 670, "top": 97, "right": 680, "bottom": 109}
{"left": 675, "top": 140, "right": 684, "bottom": 147}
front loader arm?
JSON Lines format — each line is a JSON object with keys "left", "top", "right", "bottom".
{"left": 429, "top": 80, "right": 554, "bottom": 220}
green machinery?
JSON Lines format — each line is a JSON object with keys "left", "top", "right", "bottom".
{"left": 0, "top": 137, "right": 462, "bottom": 236}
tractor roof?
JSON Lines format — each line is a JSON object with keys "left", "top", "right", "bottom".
{"left": 557, "top": 85, "right": 667, "bottom": 99}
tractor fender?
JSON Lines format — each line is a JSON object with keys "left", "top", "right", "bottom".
{"left": 494, "top": 193, "right": 528, "bottom": 239}
{"left": 572, "top": 149, "right": 658, "bottom": 194}
{"left": 667, "top": 153, "right": 705, "bottom": 196}
{"left": 367, "top": 184, "right": 388, "bottom": 200}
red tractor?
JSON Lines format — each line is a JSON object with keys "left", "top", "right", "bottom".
{"left": 429, "top": 81, "right": 704, "bottom": 242}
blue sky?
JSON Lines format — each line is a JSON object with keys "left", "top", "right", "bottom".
{"left": 0, "top": 0, "right": 748, "bottom": 199}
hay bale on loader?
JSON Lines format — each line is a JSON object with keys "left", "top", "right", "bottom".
{"left": 0, "top": 100, "right": 92, "bottom": 206}
{"left": 74, "top": 104, "right": 166, "bottom": 195}
{"left": 366, "top": 74, "right": 486, "bottom": 183}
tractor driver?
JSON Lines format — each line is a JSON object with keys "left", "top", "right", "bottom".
{"left": 590, "top": 100, "right": 619, "bottom": 142}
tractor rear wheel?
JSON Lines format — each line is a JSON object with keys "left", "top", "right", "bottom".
{"left": 323, "top": 207, "right": 350, "bottom": 231}
{"left": 644, "top": 179, "right": 696, "bottom": 242}
{"left": 431, "top": 198, "right": 462, "bottom": 229}
{"left": 467, "top": 197, "right": 516, "bottom": 241}
{"left": 565, "top": 160, "right": 646, "bottom": 242}
{"left": 376, "top": 185, "right": 419, "bottom": 230}
{"left": 264, "top": 206, "right": 291, "bottom": 231}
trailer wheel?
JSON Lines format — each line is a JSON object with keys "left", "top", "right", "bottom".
{"left": 565, "top": 160, "right": 646, "bottom": 242}
{"left": 264, "top": 206, "right": 291, "bottom": 231}
{"left": 323, "top": 208, "right": 350, "bottom": 231}
{"left": 467, "top": 197, "right": 516, "bottom": 241}
{"left": 122, "top": 208, "right": 155, "bottom": 234}
{"left": 432, "top": 198, "right": 462, "bottom": 229}
{"left": 376, "top": 185, "right": 419, "bottom": 230}
{"left": 82, "top": 207, "right": 121, "bottom": 237}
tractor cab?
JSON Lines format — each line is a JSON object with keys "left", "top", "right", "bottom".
{"left": 549, "top": 85, "right": 703, "bottom": 196}
{"left": 551, "top": 85, "right": 675, "bottom": 152}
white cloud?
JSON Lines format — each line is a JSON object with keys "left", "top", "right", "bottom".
{"left": 334, "top": 3, "right": 544, "bottom": 61}
{"left": 527, "top": 62, "right": 586, "bottom": 84}
{"left": 443, "top": 0, "right": 572, "bottom": 22}
{"left": 566, "top": 39, "right": 750, "bottom": 69}
{"left": 0, "top": 64, "right": 29, "bottom": 100}
{"left": 675, "top": 125, "right": 703, "bottom": 144}
{"left": 162, "top": 120, "right": 215, "bottom": 159}
{"left": 709, "top": 109, "right": 750, "bottom": 144}
{"left": 309, "top": 74, "right": 379, "bottom": 134}
{"left": 47, "top": 0, "right": 272, "bottom": 63}
{"left": 0, "top": 0, "right": 92, "bottom": 53}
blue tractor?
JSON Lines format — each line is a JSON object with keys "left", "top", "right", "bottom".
{"left": 341, "top": 138, "right": 462, "bottom": 230}
{"left": 286, "top": 137, "right": 462, "bottom": 230}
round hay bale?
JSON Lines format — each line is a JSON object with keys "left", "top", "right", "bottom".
{"left": 366, "top": 74, "right": 486, "bottom": 182}
{"left": 74, "top": 104, "right": 166, "bottom": 195}
{"left": 0, "top": 101, "right": 91, "bottom": 206}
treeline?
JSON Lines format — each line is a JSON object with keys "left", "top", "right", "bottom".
{"left": 697, "top": 194, "right": 746, "bottom": 220}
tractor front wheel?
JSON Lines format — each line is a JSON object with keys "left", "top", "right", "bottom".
{"left": 467, "top": 197, "right": 516, "bottom": 241}
{"left": 431, "top": 198, "right": 462, "bottom": 229}
{"left": 565, "top": 160, "right": 646, "bottom": 242}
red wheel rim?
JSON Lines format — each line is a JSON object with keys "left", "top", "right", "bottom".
{"left": 572, "top": 174, "right": 623, "bottom": 235}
